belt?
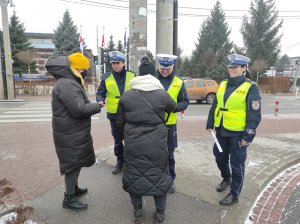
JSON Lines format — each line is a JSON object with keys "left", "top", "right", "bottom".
{"left": 127, "top": 122, "right": 164, "bottom": 127}
{"left": 219, "top": 108, "right": 228, "bottom": 111}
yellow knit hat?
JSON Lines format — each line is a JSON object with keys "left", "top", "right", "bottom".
{"left": 68, "top": 52, "right": 90, "bottom": 70}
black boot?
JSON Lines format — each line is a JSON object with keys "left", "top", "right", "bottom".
{"left": 154, "top": 208, "right": 165, "bottom": 223}
{"left": 75, "top": 185, "right": 88, "bottom": 196}
{"left": 62, "top": 193, "right": 88, "bottom": 210}
{"left": 216, "top": 179, "right": 231, "bottom": 192}
{"left": 133, "top": 206, "right": 143, "bottom": 224}
{"left": 219, "top": 193, "right": 239, "bottom": 206}
{"left": 112, "top": 160, "right": 124, "bottom": 174}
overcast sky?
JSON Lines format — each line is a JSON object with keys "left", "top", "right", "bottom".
{"left": 3, "top": 0, "right": 300, "bottom": 58}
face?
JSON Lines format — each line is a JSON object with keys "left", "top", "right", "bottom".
{"left": 228, "top": 65, "right": 246, "bottom": 77}
{"left": 111, "top": 61, "right": 125, "bottom": 73}
{"left": 158, "top": 65, "right": 174, "bottom": 77}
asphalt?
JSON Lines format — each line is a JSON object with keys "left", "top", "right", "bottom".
{"left": 1, "top": 94, "right": 300, "bottom": 224}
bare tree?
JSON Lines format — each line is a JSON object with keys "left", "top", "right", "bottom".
{"left": 250, "top": 59, "right": 268, "bottom": 83}
{"left": 15, "top": 49, "right": 36, "bottom": 80}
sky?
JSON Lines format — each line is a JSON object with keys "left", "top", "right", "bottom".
{"left": 2, "top": 0, "right": 300, "bottom": 58}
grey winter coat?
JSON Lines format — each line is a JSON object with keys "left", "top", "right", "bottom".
{"left": 45, "top": 57, "right": 101, "bottom": 175}
{"left": 116, "top": 75, "right": 177, "bottom": 196}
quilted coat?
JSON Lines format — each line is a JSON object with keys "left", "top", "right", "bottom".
{"left": 117, "top": 75, "right": 177, "bottom": 195}
{"left": 46, "top": 56, "right": 101, "bottom": 175}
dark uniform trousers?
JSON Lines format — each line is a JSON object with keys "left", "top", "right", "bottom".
{"left": 213, "top": 133, "right": 248, "bottom": 197}
{"left": 167, "top": 124, "right": 176, "bottom": 181}
{"left": 110, "top": 119, "right": 124, "bottom": 162}
{"left": 129, "top": 193, "right": 167, "bottom": 210}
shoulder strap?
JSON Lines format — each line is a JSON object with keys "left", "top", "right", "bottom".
{"left": 136, "top": 90, "right": 169, "bottom": 124}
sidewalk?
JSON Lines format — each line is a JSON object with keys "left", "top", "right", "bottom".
{"left": 1, "top": 94, "right": 300, "bottom": 223}
{"left": 25, "top": 130, "right": 300, "bottom": 224}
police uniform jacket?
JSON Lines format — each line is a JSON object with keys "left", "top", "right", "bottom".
{"left": 206, "top": 76, "right": 261, "bottom": 142}
{"left": 46, "top": 57, "right": 101, "bottom": 175}
{"left": 96, "top": 67, "right": 134, "bottom": 119}
{"left": 116, "top": 75, "right": 177, "bottom": 196}
{"left": 157, "top": 71, "right": 189, "bottom": 114}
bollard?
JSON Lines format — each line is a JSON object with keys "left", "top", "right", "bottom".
{"left": 296, "top": 88, "right": 299, "bottom": 97}
{"left": 275, "top": 99, "right": 279, "bottom": 116}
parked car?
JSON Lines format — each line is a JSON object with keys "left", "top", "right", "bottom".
{"left": 183, "top": 78, "right": 219, "bottom": 104}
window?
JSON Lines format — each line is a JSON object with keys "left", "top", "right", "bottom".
{"left": 196, "top": 80, "right": 205, "bottom": 87}
{"left": 184, "top": 81, "right": 194, "bottom": 88}
{"left": 206, "top": 81, "right": 214, "bottom": 86}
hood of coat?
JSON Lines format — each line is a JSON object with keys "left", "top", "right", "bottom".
{"left": 130, "top": 74, "right": 164, "bottom": 91}
{"left": 45, "top": 56, "right": 85, "bottom": 85}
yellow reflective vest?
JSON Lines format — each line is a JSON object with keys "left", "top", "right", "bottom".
{"left": 105, "top": 71, "right": 135, "bottom": 113}
{"left": 214, "top": 80, "right": 252, "bottom": 131}
{"left": 166, "top": 76, "right": 183, "bottom": 125}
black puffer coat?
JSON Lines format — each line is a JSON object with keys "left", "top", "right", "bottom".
{"left": 116, "top": 75, "right": 177, "bottom": 196}
{"left": 46, "top": 57, "right": 101, "bottom": 175}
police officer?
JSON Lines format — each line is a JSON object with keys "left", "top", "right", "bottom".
{"left": 96, "top": 51, "right": 135, "bottom": 174}
{"left": 206, "top": 54, "right": 261, "bottom": 206}
{"left": 157, "top": 54, "right": 189, "bottom": 193}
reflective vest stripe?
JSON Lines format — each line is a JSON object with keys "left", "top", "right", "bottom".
{"left": 166, "top": 76, "right": 183, "bottom": 125}
{"left": 214, "top": 80, "right": 251, "bottom": 131}
{"left": 106, "top": 71, "right": 135, "bottom": 113}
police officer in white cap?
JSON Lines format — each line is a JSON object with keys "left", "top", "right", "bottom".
{"left": 206, "top": 53, "right": 261, "bottom": 206}
{"left": 157, "top": 53, "right": 189, "bottom": 193}
{"left": 96, "top": 51, "right": 136, "bottom": 174}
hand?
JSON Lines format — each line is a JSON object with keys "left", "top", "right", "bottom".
{"left": 98, "top": 101, "right": 105, "bottom": 108}
{"left": 207, "top": 128, "right": 214, "bottom": 133}
{"left": 239, "top": 139, "right": 249, "bottom": 147}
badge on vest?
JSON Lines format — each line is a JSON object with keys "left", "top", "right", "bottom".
{"left": 252, "top": 100, "right": 260, "bottom": 110}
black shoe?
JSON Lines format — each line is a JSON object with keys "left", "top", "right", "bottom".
{"left": 133, "top": 209, "right": 143, "bottom": 224}
{"left": 112, "top": 160, "right": 124, "bottom": 174}
{"left": 154, "top": 208, "right": 165, "bottom": 223}
{"left": 62, "top": 193, "right": 88, "bottom": 210}
{"left": 219, "top": 194, "right": 239, "bottom": 206}
{"left": 75, "top": 185, "right": 88, "bottom": 197}
{"left": 168, "top": 184, "right": 175, "bottom": 194}
{"left": 216, "top": 179, "right": 231, "bottom": 192}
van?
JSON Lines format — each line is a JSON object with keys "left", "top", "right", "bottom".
{"left": 183, "top": 78, "right": 219, "bottom": 104}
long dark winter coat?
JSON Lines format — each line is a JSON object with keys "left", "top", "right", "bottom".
{"left": 45, "top": 57, "right": 101, "bottom": 175}
{"left": 116, "top": 75, "right": 177, "bottom": 196}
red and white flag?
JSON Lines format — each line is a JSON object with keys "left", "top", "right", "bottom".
{"left": 79, "top": 25, "right": 83, "bottom": 53}
{"left": 101, "top": 33, "right": 105, "bottom": 48}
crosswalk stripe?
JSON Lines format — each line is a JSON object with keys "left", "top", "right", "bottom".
{"left": 4, "top": 110, "right": 51, "bottom": 114}
{"left": 0, "top": 116, "right": 99, "bottom": 123}
{"left": 0, "top": 102, "right": 101, "bottom": 123}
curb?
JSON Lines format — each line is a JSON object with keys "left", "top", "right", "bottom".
{"left": 222, "top": 151, "right": 300, "bottom": 224}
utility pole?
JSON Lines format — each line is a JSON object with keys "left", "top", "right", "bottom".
{"left": 0, "top": 39, "right": 4, "bottom": 100}
{"left": 173, "top": 0, "right": 178, "bottom": 73}
{"left": 96, "top": 25, "right": 101, "bottom": 81}
{"left": 293, "top": 61, "right": 299, "bottom": 94}
{"left": 129, "top": 0, "right": 147, "bottom": 74}
{"left": 156, "top": 0, "right": 173, "bottom": 55}
{"left": 1, "top": 0, "right": 15, "bottom": 100}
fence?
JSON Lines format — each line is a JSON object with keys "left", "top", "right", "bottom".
{"left": 258, "top": 76, "right": 291, "bottom": 93}
{"left": 14, "top": 80, "right": 98, "bottom": 95}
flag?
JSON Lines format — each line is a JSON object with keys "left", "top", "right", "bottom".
{"left": 124, "top": 29, "right": 127, "bottom": 49}
{"left": 79, "top": 26, "right": 83, "bottom": 53}
{"left": 101, "top": 33, "right": 105, "bottom": 48}
{"left": 79, "top": 35, "right": 83, "bottom": 53}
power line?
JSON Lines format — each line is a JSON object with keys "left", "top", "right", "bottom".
{"left": 58, "top": 0, "right": 300, "bottom": 20}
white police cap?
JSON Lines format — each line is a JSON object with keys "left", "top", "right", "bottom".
{"left": 109, "top": 51, "right": 126, "bottom": 62}
{"left": 228, "top": 54, "right": 250, "bottom": 66}
{"left": 157, "top": 54, "right": 177, "bottom": 68}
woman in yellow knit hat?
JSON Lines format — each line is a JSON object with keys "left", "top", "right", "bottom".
{"left": 45, "top": 52, "right": 101, "bottom": 211}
